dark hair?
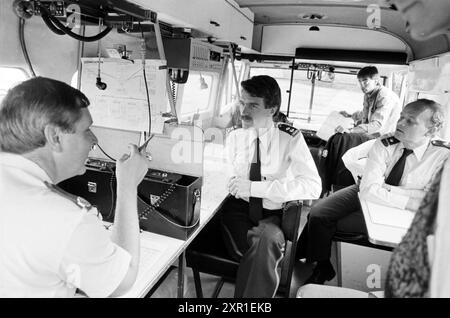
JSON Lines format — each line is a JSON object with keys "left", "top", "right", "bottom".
{"left": 357, "top": 66, "right": 379, "bottom": 79}
{"left": 404, "top": 99, "right": 445, "bottom": 133}
{"left": 0, "top": 76, "right": 90, "bottom": 154}
{"left": 240, "top": 75, "right": 281, "bottom": 116}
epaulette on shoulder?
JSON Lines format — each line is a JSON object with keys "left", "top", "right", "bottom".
{"left": 278, "top": 123, "right": 299, "bottom": 137}
{"left": 431, "top": 140, "right": 450, "bottom": 149}
{"left": 44, "top": 181, "right": 92, "bottom": 210}
{"left": 380, "top": 135, "right": 400, "bottom": 147}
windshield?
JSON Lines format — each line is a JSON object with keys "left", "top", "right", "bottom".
{"left": 250, "top": 67, "right": 362, "bottom": 131}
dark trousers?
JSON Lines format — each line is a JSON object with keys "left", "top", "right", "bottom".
{"left": 297, "top": 184, "right": 367, "bottom": 262}
{"left": 220, "top": 197, "right": 285, "bottom": 298}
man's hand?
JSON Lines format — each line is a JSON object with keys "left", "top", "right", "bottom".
{"left": 351, "top": 111, "right": 363, "bottom": 122}
{"left": 116, "top": 144, "right": 150, "bottom": 190}
{"left": 228, "top": 176, "right": 251, "bottom": 199}
{"left": 335, "top": 125, "right": 350, "bottom": 134}
{"left": 405, "top": 197, "right": 423, "bottom": 212}
{"left": 339, "top": 111, "right": 352, "bottom": 118}
{"left": 350, "top": 126, "right": 365, "bottom": 134}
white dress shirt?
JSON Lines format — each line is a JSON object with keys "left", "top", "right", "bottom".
{"left": 226, "top": 123, "right": 322, "bottom": 210}
{"left": 342, "top": 139, "right": 377, "bottom": 182}
{"left": 359, "top": 136, "right": 449, "bottom": 209}
{"left": 0, "top": 152, "right": 130, "bottom": 298}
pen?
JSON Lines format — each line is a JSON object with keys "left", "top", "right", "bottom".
{"left": 138, "top": 134, "right": 154, "bottom": 152}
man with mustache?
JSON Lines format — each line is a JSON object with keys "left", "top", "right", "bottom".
{"left": 222, "top": 75, "right": 321, "bottom": 297}
{"left": 297, "top": 99, "right": 449, "bottom": 286}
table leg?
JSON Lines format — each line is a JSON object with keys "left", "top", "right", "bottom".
{"left": 177, "top": 251, "right": 186, "bottom": 298}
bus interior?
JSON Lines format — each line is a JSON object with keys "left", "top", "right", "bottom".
{"left": 1, "top": 0, "right": 450, "bottom": 298}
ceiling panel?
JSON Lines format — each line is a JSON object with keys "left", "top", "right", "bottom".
{"left": 234, "top": 0, "right": 450, "bottom": 60}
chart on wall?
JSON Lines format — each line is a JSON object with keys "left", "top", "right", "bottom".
{"left": 80, "top": 58, "right": 167, "bottom": 133}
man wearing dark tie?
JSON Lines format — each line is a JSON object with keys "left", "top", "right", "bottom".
{"left": 297, "top": 99, "right": 449, "bottom": 285}
{"left": 222, "top": 75, "right": 322, "bottom": 297}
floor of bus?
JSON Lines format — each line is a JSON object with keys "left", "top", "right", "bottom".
{"left": 149, "top": 206, "right": 340, "bottom": 298}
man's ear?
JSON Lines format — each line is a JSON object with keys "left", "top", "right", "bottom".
{"left": 426, "top": 125, "right": 438, "bottom": 137}
{"left": 43, "top": 124, "right": 63, "bottom": 152}
{"left": 269, "top": 107, "right": 276, "bottom": 115}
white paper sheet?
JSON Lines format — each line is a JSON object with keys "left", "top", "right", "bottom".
{"left": 316, "top": 111, "right": 355, "bottom": 141}
{"left": 80, "top": 58, "right": 167, "bottom": 133}
{"left": 366, "top": 200, "right": 415, "bottom": 229}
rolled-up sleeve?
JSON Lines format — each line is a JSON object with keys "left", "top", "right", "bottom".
{"left": 251, "top": 134, "right": 322, "bottom": 202}
{"left": 342, "top": 139, "right": 377, "bottom": 182}
{"left": 359, "top": 140, "right": 410, "bottom": 209}
{"left": 59, "top": 212, "right": 131, "bottom": 298}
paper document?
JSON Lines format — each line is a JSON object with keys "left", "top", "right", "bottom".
{"left": 80, "top": 58, "right": 167, "bottom": 133}
{"left": 316, "top": 111, "right": 354, "bottom": 141}
{"left": 366, "top": 200, "right": 415, "bottom": 229}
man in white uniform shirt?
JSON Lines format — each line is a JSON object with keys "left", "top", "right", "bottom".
{"left": 222, "top": 75, "right": 321, "bottom": 297}
{"left": 0, "top": 77, "right": 149, "bottom": 297}
{"left": 297, "top": 99, "right": 449, "bottom": 285}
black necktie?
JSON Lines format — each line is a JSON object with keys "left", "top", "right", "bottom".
{"left": 385, "top": 148, "right": 414, "bottom": 186}
{"left": 249, "top": 138, "right": 263, "bottom": 223}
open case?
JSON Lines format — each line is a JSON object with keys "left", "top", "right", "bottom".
{"left": 58, "top": 125, "right": 204, "bottom": 240}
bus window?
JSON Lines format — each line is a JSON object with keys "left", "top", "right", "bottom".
{"left": 0, "top": 67, "right": 29, "bottom": 103}
{"left": 218, "top": 60, "right": 247, "bottom": 113}
{"left": 303, "top": 72, "right": 361, "bottom": 129}
{"left": 249, "top": 66, "right": 295, "bottom": 115}
{"left": 179, "top": 72, "right": 216, "bottom": 116}
{"left": 250, "top": 66, "right": 362, "bottom": 130}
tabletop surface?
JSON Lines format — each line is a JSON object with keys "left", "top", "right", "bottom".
{"left": 358, "top": 193, "right": 414, "bottom": 248}
{"left": 122, "top": 142, "right": 230, "bottom": 297}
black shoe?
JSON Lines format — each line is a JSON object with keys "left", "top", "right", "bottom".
{"left": 304, "top": 263, "right": 336, "bottom": 285}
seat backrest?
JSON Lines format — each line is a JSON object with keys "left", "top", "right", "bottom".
{"left": 278, "top": 200, "right": 303, "bottom": 297}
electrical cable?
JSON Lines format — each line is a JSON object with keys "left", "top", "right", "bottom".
{"left": 95, "top": 143, "right": 116, "bottom": 162}
{"left": 95, "top": 18, "right": 107, "bottom": 90}
{"left": 39, "top": 5, "right": 112, "bottom": 42}
{"left": 18, "top": 18, "right": 36, "bottom": 77}
{"left": 41, "top": 12, "right": 65, "bottom": 35}
{"left": 107, "top": 171, "right": 116, "bottom": 221}
{"left": 139, "top": 22, "right": 152, "bottom": 135}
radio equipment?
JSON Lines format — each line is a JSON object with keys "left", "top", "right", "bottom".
{"left": 58, "top": 158, "right": 202, "bottom": 240}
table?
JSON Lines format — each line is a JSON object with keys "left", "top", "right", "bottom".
{"left": 121, "top": 142, "right": 230, "bottom": 298}
{"left": 358, "top": 193, "right": 414, "bottom": 248}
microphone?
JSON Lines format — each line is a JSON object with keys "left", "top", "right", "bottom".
{"left": 96, "top": 77, "right": 107, "bottom": 90}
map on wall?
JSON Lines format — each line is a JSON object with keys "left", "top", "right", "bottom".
{"left": 80, "top": 58, "right": 167, "bottom": 133}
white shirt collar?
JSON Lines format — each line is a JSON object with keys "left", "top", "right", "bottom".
{"left": 400, "top": 139, "right": 430, "bottom": 162}
{"left": 0, "top": 152, "right": 52, "bottom": 183}
{"left": 258, "top": 125, "right": 276, "bottom": 149}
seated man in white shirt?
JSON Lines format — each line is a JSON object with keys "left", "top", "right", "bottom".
{"left": 0, "top": 77, "right": 149, "bottom": 297}
{"left": 298, "top": 0, "right": 450, "bottom": 298}
{"left": 296, "top": 99, "right": 449, "bottom": 286}
{"left": 222, "top": 75, "right": 322, "bottom": 297}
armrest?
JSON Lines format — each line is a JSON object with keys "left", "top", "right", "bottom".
{"left": 281, "top": 200, "right": 302, "bottom": 242}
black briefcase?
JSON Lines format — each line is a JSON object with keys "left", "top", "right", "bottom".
{"left": 58, "top": 159, "right": 202, "bottom": 240}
